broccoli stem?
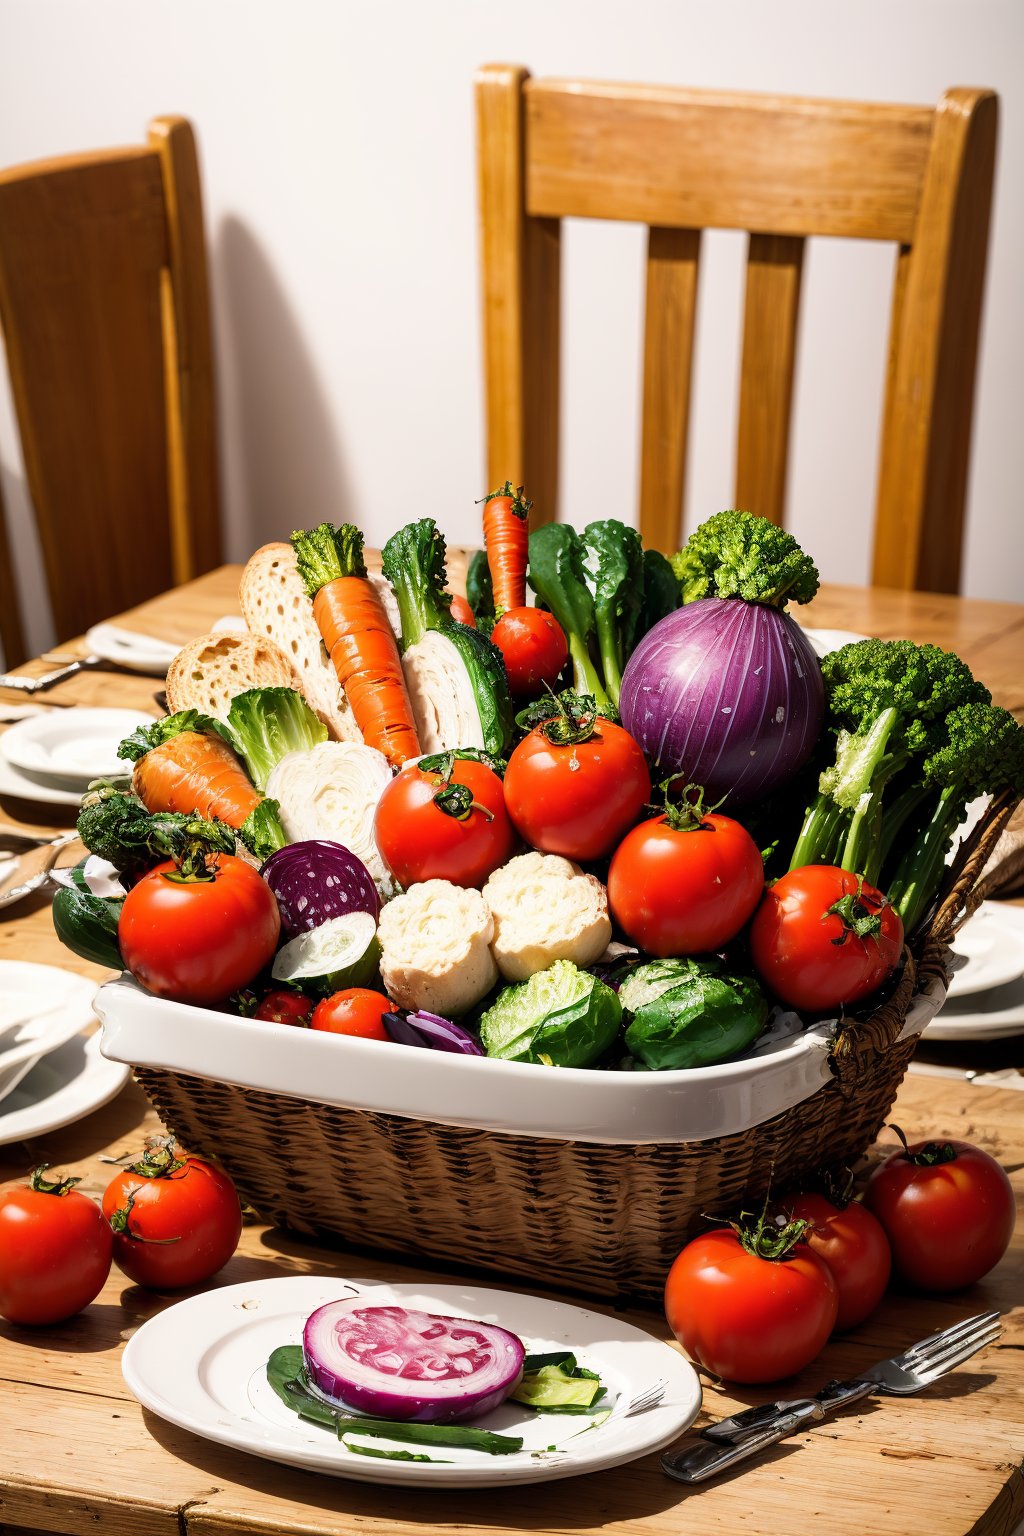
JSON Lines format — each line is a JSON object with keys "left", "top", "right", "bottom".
{"left": 788, "top": 795, "right": 848, "bottom": 872}
{"left": 885, "top": 784, "right": 962, "bottom": 934}
{"left": 566, "top": 632, "right": 612, "bottom": 714}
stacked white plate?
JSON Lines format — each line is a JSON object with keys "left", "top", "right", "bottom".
{"left": 926, "top": 902, "right": 1024, "bottom": 1041}
{"left": 0, "top": 707, "right": 154, "bottom": 805}
{"left": 0, "top": 962, "right": 130, "bottom": 1143}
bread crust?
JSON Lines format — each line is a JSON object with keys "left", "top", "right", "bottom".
{"left": 165, "top": 631, "right": 298, "bottom": 720}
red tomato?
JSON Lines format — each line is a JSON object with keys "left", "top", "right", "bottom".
{"left": 749, "top": 866, "right": 903, "bottom": 1012}
{"left": 504, "top": 719, "right": 651, "bottom": 862}
{"left": 664, "top": 1226, "right": 838, "bottom": 1383}
{"left": 311, "top": 988, "right": 393, "bottom": 1040}
{"left": 102, "top": 1141, "right": 241, "bottom": 1290}
{"left": 491, "top": 608, "right": 568, "bottom": 696}
{"left": 608, "top": 809, "right": 763, "bottom": 955}
{"left": 0, "top": 1167, "right": 112, "bottom": 1325}
{"left": 783, "top": 1192, "right": 891, "bottom": 1330}
{"left": 119, "top": 855, "right": 280, "bottom": 1006}
{"left": 253, "top": 988, "right": 314, "bottom": 1025}
{"left": 374, "top": 756, "right": 516, "bottom": 888}
{"left": 864, "top": 1137, "right": 1016, "bottom": 1291}
{"left": 449, "top": 593, "right": 476, "bottom": 628}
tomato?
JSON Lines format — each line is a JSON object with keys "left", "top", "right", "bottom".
{"left": 864, "top": 1136, "right": 1016, "bottom": 1291}
{"left": 119, "top": 855, "right": 280, "bottom": 1006}
{"left": 449, "top": 593, "right": 476, "bottom": 628}
{"left": 253, "top": 988, "right": 314, "bottom": 1025}
{"left": 491, "top": 608, "right": 568, "bottom": 696}
{"left": 0, "top": 1167, "right": 112, "bottom": 1325}
{"left": 102, "top": 1141, "right": 241, "bottom": 1290}
{"left": 783, "top": 1192, "right": 891, "bottom": 1330}
{"left": 374, "top": 755, "right": 516, "bottom": 888}
{"left": 311, "top": 988, "right": 393, "bottom": 1040}
{"left": 504, "top": 716, "right": 651, "bottom": 863}
{"left": 664, "top": 1223, "right": 838, "bottom": 1383}
{"left": 607, "top": 803, "right": 763, "bottom": 955}
{"left": 749, "top": 866, "right": 903, "bottom": 1012}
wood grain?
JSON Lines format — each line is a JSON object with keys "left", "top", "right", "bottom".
{"left": 1, "top": 566, "right": 1023, "bottom": 1535}
{"left": 638, "top": 226, "right": 701, "bottom": 552}
{"left": 735, "top": 233, "right": 805, "bottom": 526}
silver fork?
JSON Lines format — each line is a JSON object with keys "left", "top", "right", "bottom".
{"left": 626, "top": 1379, "right": 667, "bottom": 1416}
{"left": 663, "top": 1310, "right": 1001, "bottom": 1482}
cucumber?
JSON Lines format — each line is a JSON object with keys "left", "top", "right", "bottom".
{"left": 51, "top": 879, "right": 123, "bottom": 970}
{"left": 271, "top": 912, "right": 380, "bottom": 998}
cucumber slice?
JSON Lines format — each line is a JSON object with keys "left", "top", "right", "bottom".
{"left": 272, "top": 912, "right": 380, "bottom": 998}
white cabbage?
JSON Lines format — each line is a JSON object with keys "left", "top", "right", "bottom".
{"left": 402, "top": 631, "right": 485, "bottom": 753}
{"left": 267, "top": 741, "right": 395, "bottom": 897}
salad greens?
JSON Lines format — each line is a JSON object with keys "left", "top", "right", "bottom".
{"left": 76, "top": 788, "right": 236, "bottom": 882}
{"left": 527, "top": 523, "right": 612, "bottom": 712}
{"left": 580, "top": 520, "right": 644, "bottom": 708}
{"left": 511, "top": 1352, "right": 606, "bottom": 1414}
{"left": 620, "top": 958, "right": 769, "bottom": 1070}
{"left": 479, "top": 960, "right": 622, "bottom": 1067}
{"left": 222, "top": 687, "right": 327, "bottom": 791}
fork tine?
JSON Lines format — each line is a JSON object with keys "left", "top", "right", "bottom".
{"left": 914, "top": 1324, "right": 1002, "bottom": 1381}
{"left": 899, "top": 1311, "right": 1000, "bottom": 1367}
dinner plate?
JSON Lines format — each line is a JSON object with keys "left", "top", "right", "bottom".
{"left": 0, "top": 750, "right": 89, "bottom": 806}
{"left": 799, "top": 626, "right": 869, "bottom": 658}
{"left": 0, "top": 1030, "right": 130, "bottom": 1145}
{"left": 945, "top": 902, "right": 1024, "bottom": 1000}
{"left": 122, "top": 1274, "right": 701, "bottom": 1487}
{"left": 0, "top": 964, "right": 101, "bottom": 1103}
{"left": 83, "top": 623, "right": 181, "bottom": 675}
{"left": 925, "top": 971, "right": 1024, "bottom": 1041}
{"left": 0, "top": 708, "right": 153, "bottom": 784}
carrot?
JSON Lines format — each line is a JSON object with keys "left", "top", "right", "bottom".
{"left": 292, "top": 523, "right": 421, "bottom": 768}
{"left": 132, "top": 730, "right": 262, "bottom": 828}
{"left": 480, "top": 482, "right": 531, "bottom": 614}
{"left": 449, "top": 593, "right": 476, "bottom": 628}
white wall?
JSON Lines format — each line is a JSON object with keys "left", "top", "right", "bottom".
{"left": 1, "top": 0, "right": 1022, "bottom": 658}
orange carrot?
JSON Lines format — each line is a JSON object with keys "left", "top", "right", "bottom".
{"left": 292, "top": 523, "right": 421, "bottom": 769}
{"left": 481, "top": 482, "right": 531, "bottom": 614}
{"left": 132, "top": 731, "right": 263, "bottom": 828}
{"left": 449, "top": 592, "right": 476, "bottom": 628}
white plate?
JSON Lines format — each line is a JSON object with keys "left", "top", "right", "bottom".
{"left": 0, "top": 964, "right": 100, "bottom": 1102}
{"left": 122, "top": 1274, "right": 700, "bottom": 1488}
{"left": 0, "top": 1030, "right": 130, "bottom": 1144}
{"left": 0, "top": 708, "right": 154, "bottom": 784}
{"left": 925, "top": 971, "right": 1024, "bottom": 1041}
{"left": 83, "top": 623, "right": 180, "bottom": 675}
{"left": 799, "top": 626, "right": 869, "bottom": 658}
{"left": 946, "top": 903, "right": 1024, "bottom": 1000}
{"left": 0, "top": 749, "right": 89, "bottom": 806}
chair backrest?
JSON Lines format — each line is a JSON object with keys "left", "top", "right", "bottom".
{"left": 0, "top": 115, "right": 221, "bottom": 664}
{"left": 476, "top": 67, "right": 997, "bottom": 593}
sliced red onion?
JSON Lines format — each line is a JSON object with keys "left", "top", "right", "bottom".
{"left": 383, "top": 1010, "right": 484, "bottom": 1055}
{"left": 261, "top": 840, "right": 380, "bottom": 938}
{"left": 619, "top": 597, "right": 824, "bottom": 806}
{"left": 303, "top": 1298, "right": 525, "bottom": 1422}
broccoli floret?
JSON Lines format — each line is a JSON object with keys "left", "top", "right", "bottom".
{"left": 788, "top": 638, "right": 991, "bottom": 883}
{"left": 76, "top": 789, "right": 236, "bottom": 882}
{"left": 222, "top": 687, "right": 328, "bottom": 791}
{"left": 883, "top": 703, "right": 1024, "bottom": 932}
{"left": 580, "top": 521, "right": 644, "bottom": 707}
{"left": 672, "top": 509, "right": 820, "bottom": 609}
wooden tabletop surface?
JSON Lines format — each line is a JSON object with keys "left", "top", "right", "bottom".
{"left": 1, "top": 567, "right": 1023, "bottom": 1536}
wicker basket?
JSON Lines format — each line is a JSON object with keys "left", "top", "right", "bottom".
{"left": 122, "top": 794, "right": 1016, "bottom": 1305}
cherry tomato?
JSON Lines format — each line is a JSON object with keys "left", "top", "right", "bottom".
{"left": 119, "top": 855, "right": 281, "bottom": 1006}
{"left": 449, "top": 593, "right": 476, "bottom": 628}
{"left": 504, "top": 717, "right": 651, "bottom": 863}
{"left": 749, "top": 866, "right": 903, "bottom": 1012}
{"left": 253, "top": 988, "right": 314, "bottom": 1025}
{"left": 664, "top": 1224, "right": 838, "bottom": 1384}
{"left": 0, "top": 1167, "right": 112, "bottom": 1325}
{"left": 608, "top": 802, "right": 763, "bottom": 955}
{"left": 864, "top": 1136, "right": 1016, "bottom": 1291}
{"left": 311, "top": 988, "right": 393, "bottom": 1040}
{"left": 102, "top": 1141, "right": 241, "bottom": 1290}
{"left": 491, "top": 608, "right": 568, "bottom": 696}
{"left": 374, "top": 756, "right": 515, "bottom": 888}
{"left": 783, "top": 1192, "right": 891, "bottom": 1330}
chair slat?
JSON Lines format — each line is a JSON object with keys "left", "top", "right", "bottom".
{"left": 526, "top": 81, "right": 933, "bottom": 242}
{"left": 639, "top": 226, "right": 701, "bottom": 553}
{"left": 735, "top": 233, "right": 805, "bottom": 527}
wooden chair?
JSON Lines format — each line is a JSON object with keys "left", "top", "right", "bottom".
{"left": 0, "top": 116, "right": 221, "bottom": 666}
{"left": 476, "top": 68, "right": 998, "bottom": 592}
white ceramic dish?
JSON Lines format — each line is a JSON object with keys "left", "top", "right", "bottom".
{"left": 83, "top": 623, "right": 180, "bottom": 675}
{"left": 0, "top": 964, "right": 101, "bottom": 1103}
{"left": 96, "top": 970, "right": 945, "bottom": 1145}
{"left": 0, "top": 1030, "right": 130, "bottom": 1145}
{"left": 122, "top": 1274, "right": 700, "bottom": 1488}
{"left": 925, "top": 971, "right": 1024, "bottom": 1041}
{"left": 799, "top": 626, "right": 869, "bottom": 658}
{"left": 0, "top": 751, "right": 89, "bottom": 806}
{"left": 946, "top": 902, "right": 1024, "bottom": 1000}
{"left": 0, "top": 708, "right": 154, "bottom": 784}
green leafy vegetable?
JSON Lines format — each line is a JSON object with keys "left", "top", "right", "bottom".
{"left": 76, "top": 789, "right": 236, "bottom": 882}
{"left": 580, "top": 520, "right": 644, "bottom": 707}
{"left": 638, "top": 548, "right": 682, "bottom": 638}
{"left": 291, "top": 521, "right": 367, "bottom": 596}
{"left": 266, "top": 1346, "right": 523, "bottom": 1455}
{"left": 479, "top": 960, "right": 622, "bottom": 1067}
{"left": 512, "top": 1353, "right": 605, "bottom": 1414}
{"left": 466, "top": 549, "right": 495, "bottom": 624}
{"left": 527, "top": 523, "right": 613, "bottom": 713}
{"left": 116, "top": 709, "right": 225, "bottom": 764}
{"left": 239, "top": 797, "right": 288, "bottom": 861}
{"left": 51, "top": 864, "right": 123, "bottom": 969}
{"left": 621, "top": 957, "right": 769, "bottom": 1070}
{"left": 221, "top": 687, "right": 328, "bottom": 791}
{"left": 672, "top": 509, "right": 820, "bottom": 609}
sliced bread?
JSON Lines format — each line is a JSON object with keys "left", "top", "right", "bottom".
{"left": 238, "top": 542, "right": 358, "bottom": 741}
{"left": 165, "top": 632, "right": 299, "bottom": 721}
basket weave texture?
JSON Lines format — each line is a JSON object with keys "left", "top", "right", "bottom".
{"left": 134, "top": 793, "right": 1017, "bottom": 1305}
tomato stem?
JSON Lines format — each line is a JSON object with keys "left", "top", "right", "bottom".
{"left": 655, "top": 778, "right": 722, "bottom": 833}
{"left": 29, "top": 1164, "right": 81, "bottom": 1198}
{"left": 826, "top": 876, "right": 886, "bottom": 945}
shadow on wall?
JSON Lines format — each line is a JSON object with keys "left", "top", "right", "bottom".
{"left": 215, "top": 216, "right": 354, "bottom": 552}
{"left": 1, "top": 459, "right": 54, "bottom": 664}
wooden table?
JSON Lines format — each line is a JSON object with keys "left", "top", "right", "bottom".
{"left": 1, "top": 569, "right": 1023, "bottom": 1536}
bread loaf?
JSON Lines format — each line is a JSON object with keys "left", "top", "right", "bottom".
{"left": 165, "top": 632, "right": 298, "bottom": 720}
